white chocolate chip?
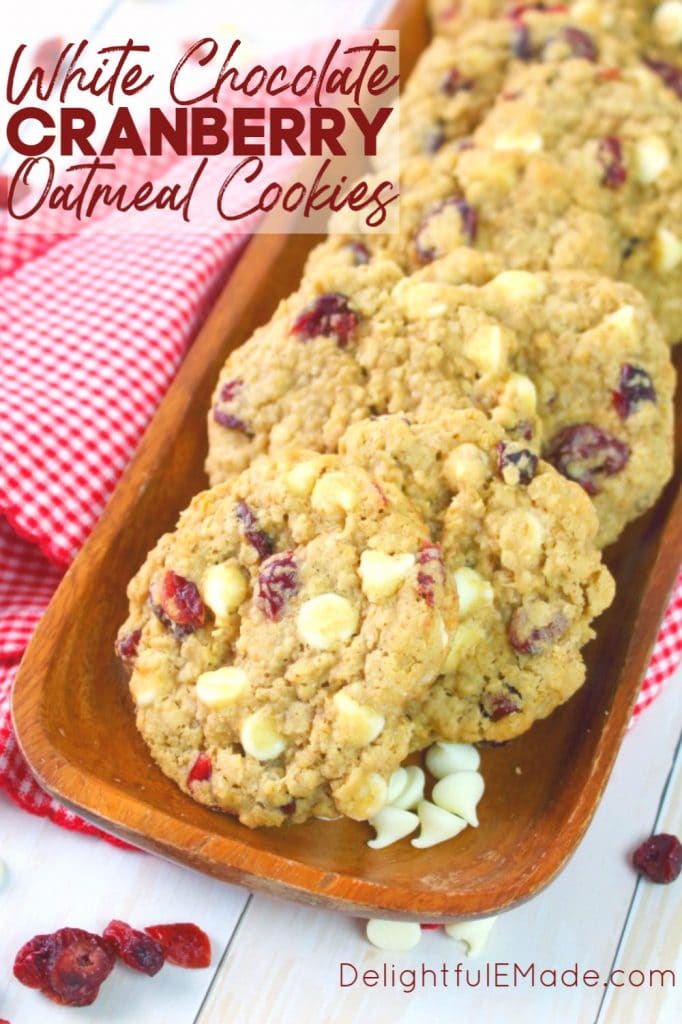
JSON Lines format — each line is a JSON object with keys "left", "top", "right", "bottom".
{"left": 367, "top": 807, "right": 420, "bottom": 849}
{"left": 333, "top": 689, "right": 385, "bottom": 746}
{"left": 129, "top": 650, "right": 173, "bottom": 706}
{"left": 387, "top": 767, "right": 408, "bottom": 804}
{"left": 652, "top": 227, "right": 682, "bottom": 272}
{"left": 444, "top": 917, "right": 498, "bottom": 957}
{"left": 366, "top": 919, "right": 422, "bottom": 951}
{"left": 634, "top": 136, "right": 671, "bottom": 184}
{"left": 411, "top": 800, "right": 468, "bottom": 848}
{"left": 432, "top": 771, "right": 485, "bottom": 827}
{"left": 311, "top": 471, "right": 357, "bottom": 515}
{"left": 604, "top": 305, "right": 638, "bottom": 340}
{"left": 463, "top": 324, "right": 508, "bottom": 375}
{"left": 570, "top": 0, "right": 609, "bottom": 28}
{"left": 390, "top": 766, "right": 426, "bottom": 810}
{"left": 453, "top": 567, "right": 494, "bottom": 617}
{"left": 195, "top": 666, "right": 249, "bottom": 709}
{"left": 443, "top": 622, "right": 486, "bottom": 672}
{"left": 443, "top": 444, "right": 491, "bottom": 491}
{"left": 493, "top": 131, "right": 543, "bottom": 153}
{"left": 359, "top": 550, "right": 415, "bottom": 602}
{"left": 201, "top": 562, "right": 248, "bottom": 623}
{"left": 391, "top": 279, "right": 457, "bottom": 320}
{"left": 353, "top": 772, "right": 389, "bottom": 820}
{"left": 285, "top": 458, "right": 324, "bottom": 497}
{"left": 426, "top": 742, "right": 480, "bottom": 779}
{"left": 500, "top": 373, "right": 537, "bottom": 418}
{"left": 500, "top": 510, "right": 545, "bottom": 564}
{"left": 653, "top": 1, "right": 682, "bottom": 45}
{"left": 240, "top": 708, "right": 286, "bottom": 761}
{"left": 297, "top": 593, "right": 359, "bottom": 650}
{"left": 487, "top": 271, "right": 546, "bottom": 301}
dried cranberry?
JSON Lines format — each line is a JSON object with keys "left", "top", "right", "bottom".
{"left": 644, "top": 57, "right": 682, "bottom": 100}
{"left": 154, "top": 571, "right": 205, "bottom": 636}
{"left": 632, "top": 834, "right": 682, "bottom": 884}
{"left": 424, "top": 125, "right": 446, "bottom": 154}
{"left": 497, "top": 442, "right": 538, "bottom": 485}
{"left": 280, "top": 799, "right": 297, "bottom": 815}
{"left": 440, "top": 68, "right": 475, "bottom": 95}
{"left": 256, "top": 550, "right": 298, "bottom": 621}
{"left": 417, "top": 571, "right": 436, "bottom": 607}
{"left": 371, "top": 480, "right": 389, "bottom": 507}
{"left": 511, "top": 24, "right": 534, "bottom": 60}
{"left": 598, "top": 136, "right": 627, "bottom": 189}
{"left": 14, "top": 934, "right": 55, "bottom": 991}
{"left": 144, "top": 923, "right": 211, "bottom": 968}
{"left": 612, "top": 364, "right": 656, "bottom": 419}
{"left": 415, "top": 197, "right": 477, "bottom": 263}
{"left": 235, "top": 501, "right": 274, "bottom": 560}
{"left": 545, "top": 25, "right": 598, "bottom": 60}
{"left": 509, "top": 608, "right": 568, "bottom": 654}
{"left": 291, "top": 292, "right": 359, "bottom": 348}
{"left": 219, "top": 378, "right": 243, "bottom": 402}
{"left": 213, "top": 407, "right": 253, "bottom": 436}
{"left": 46, "top": 928, "right": 115, "bottom": 1007}
{"left": 103, "top": 920, "right": 165, "bottom": 976}
{"left": 115, "top": 628, "right": 141, "bottom": 663}
{"left": 507, "top": 2, "right": 568, "bottom": 17}
{"left": 187, "top": 753, "right": 212, "bottom": 785}
{"left": 544, "top": 423, "right": 630, "bottom": 495}
{"left": 420, "top": 923, "right": 441, "bottom": 930}
{"left": 417, "top": 541, "right": 446, "bottom": 581}
{"left": 347, "top": 241, "right": 370, "bottom": 265}
{"left": 480, "top": 691, "right": 522, "bottom": 721}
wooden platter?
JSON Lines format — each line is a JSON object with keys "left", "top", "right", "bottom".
{"left": 11, "top": 0, "right": 682, "bottom": 921}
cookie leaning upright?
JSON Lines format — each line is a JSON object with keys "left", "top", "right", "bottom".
{"left": 473, "top": 58, "right": 682, "bottom": 343}
{"left": 340, "top": 409, "right": 615, "bottom": 745}
{"left": 116, "top": 453, "right": 457, "bottom": 828}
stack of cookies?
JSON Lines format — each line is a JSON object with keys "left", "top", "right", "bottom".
{"left": 117, "top": 0, "right": 678, "bottom": 830}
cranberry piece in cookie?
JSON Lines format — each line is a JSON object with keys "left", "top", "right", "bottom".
{"left": 415, "top": 197, "right": 477, "bottom": 263}
{"left": 509, "top": 607, "right": 568, "bottom": 655}
{"left": 347, "top": 241, "right": 370, "bottom": 265}
{"left": 480, "top": 691, "right": 522, "bottom": 721}
{"left": 256, "top": 551, "right": 298, "bottom": 621}
{"left": 644, "top": 57, "right": 682, "bottom": 100}
{"left": 612, "top": 364, "right": 656, "bottom": 419}
{"left": 291, "top": 293, "right": 359, "bottom": 348}
{"left": 187, "top": 753, "right": 213, "bottom": 785}
{"left": 440, "top": 68, "right": 475, "bottom": 95}
{"left": 116, "top": 628, "right": 141, "bottom": 663}
{"left": 155, "top": 571, "right": 206, "bottom": 635}
{"left": 235, "top": 501, "right": 275, "bottom": 560}
{"left": 213, "top": 378, "right": 252, "bottom": 436}
{"left": 633, "top": 834, "right": 682, "bottom": 884}
{"left": 544, "top": 423, "right": 630, "bottom": 495}
{"left": 103, "top": 920, "right": 165, "bottom": 976}
{"left": 497, "top": 442, "right": 538, "bottom": 485}
{"left": 598, "top": 136, "right": 627, "bottom": 189}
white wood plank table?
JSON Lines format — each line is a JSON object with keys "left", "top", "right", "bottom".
{"left": 2, "top": 668, "right": 680, "bottom": 1024}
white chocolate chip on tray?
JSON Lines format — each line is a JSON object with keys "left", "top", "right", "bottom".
{"left": 389, "top": 765, "right": 425, "bottom": 811}
{"left": 411, "top": 800, "right": 468, "bottom": 849}
{"left": 426, "top": 742, "right": 481, "bottom": 778}
{"left": 445, "top": 917, "right": 498, "bottom": 957}
{"left": 366, "top": 919, "right": 422, "bottom": 952}
{"left": 432, "top": 771, "right": 485, "bottom": 827}
{"left": 368, "top": 807, "right": 420, "bottom": 849}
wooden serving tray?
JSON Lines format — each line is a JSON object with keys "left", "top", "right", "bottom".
{"left": 12, "top": 0, "right": 682, "bottom": 921}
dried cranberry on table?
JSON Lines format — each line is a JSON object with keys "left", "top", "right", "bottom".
{"left": 633, "top": 834, "right": 682, "bottom": 884}
{"left": 290, "top": 292, "right": 359, "bottom": 348}
{"left": 104, "top": 920, "right": 165, "bottom": 976}
{"left": 144, "top": 923, "right": 211, "bottom": 968}
{"left": 14, "top": 928, "right": 115, "bottom": 1007}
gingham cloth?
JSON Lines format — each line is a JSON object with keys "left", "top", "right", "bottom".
{"left": 1, "top": 56, "right": 681, "bottom": 848}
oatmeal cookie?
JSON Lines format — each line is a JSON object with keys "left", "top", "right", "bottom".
{"left": 340, "top": 408, "right": 615, "bottom": 744}
{"left": 117, "top": 453, "right": 457, "bottom": 828}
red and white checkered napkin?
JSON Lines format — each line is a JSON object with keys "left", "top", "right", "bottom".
{"left": 1, "top": 132, "right": 681, "bottom": 850}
